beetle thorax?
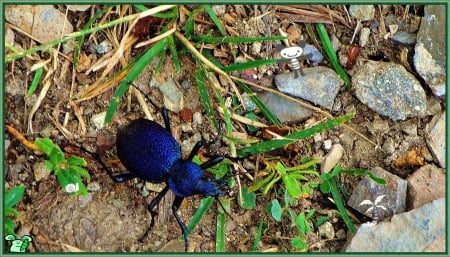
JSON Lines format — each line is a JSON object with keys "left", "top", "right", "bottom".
{"left": 167, "top": 160, "right": 204, "bottom": 198}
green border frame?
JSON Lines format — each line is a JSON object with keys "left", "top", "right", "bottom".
{"left": 1, "top": 1, "right": 449, "bottom": 257}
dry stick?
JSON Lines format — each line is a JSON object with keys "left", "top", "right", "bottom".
{"left": 5, "top": 124, "right": 42, "bottom": 152}
{"left": 231, "top": 76, "right": 380, "bottom": 149}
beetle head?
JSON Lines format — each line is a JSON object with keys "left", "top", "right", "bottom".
{"left": 195, "top": 177, "right": 228, "bottom": 197}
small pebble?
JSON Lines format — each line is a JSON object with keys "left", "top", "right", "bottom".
{"left": 318, "top": 221, "right": 335, "bottom": 239}
{"left": 180, "top": 107, "right": 193, "bottom": 122}
{"left": 87, "top": 182, "right": 101, "bottom": 192}
{"left": 91, "top": 112, "right": 107, "bottom": 130}
{"left": 192, "top": 112, "right": 202, "bottom": 126}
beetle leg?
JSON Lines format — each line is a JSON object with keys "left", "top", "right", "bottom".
{"left": 139, "top": 185, "right": 170, "bottom": 243}
{"left": 187, "top": 141, "right": 203, "bottom": 161}
{"left": 172, "top": 196, "right": 189, "bottom": 252}
{"left": 200, "top": 156, "right": 225, "bottom": 169}
{"left": 161, "top": 108, "right": 171, "bottom": 132}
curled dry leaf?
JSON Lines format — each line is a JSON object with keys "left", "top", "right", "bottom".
{"left": 391, "top": 146, "right": 427, "bottom": 168}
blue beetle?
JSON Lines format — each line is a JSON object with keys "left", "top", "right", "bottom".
{"left": 110, "top": 107, "right": 228, "bottom": 252}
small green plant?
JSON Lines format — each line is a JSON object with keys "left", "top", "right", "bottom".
{"left": 34, "top": 138, "right": 90, "bottom": 196}
{"left": 249, "top": 160, "right": 320, "bottom": 199}
{"left": 266, "top": 189, "right": 316, "bottom": 252}
{"left": 5, "top": 185, "right": 26, "bottom": 235}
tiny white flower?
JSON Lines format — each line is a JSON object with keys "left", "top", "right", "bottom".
{"left": 65, "top": 183, "right": 79, "bottom": 193}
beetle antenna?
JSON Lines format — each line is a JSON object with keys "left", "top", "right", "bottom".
{"left": 127, "top": 81, "right": 160, "bottom": 110}
{"left": 215, "top": 196, "right": 234, "bottom": 220}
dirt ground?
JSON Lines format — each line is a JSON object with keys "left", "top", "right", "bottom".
{"left": 4, "top": 4, "right": 443, "bottom": 253}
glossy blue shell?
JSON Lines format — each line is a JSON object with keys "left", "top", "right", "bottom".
{"left": 116, "top": 118, "right": 181, "bottom": 183}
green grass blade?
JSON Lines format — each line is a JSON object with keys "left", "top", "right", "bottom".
{"left": 237, "top": 113, "right": 354, "bottom": 157}
{"left": 251, "top": 218, "right": 265, "bottom": 251}
{"left": 195, "top": 35, "right": 286, "bottom": 44}
{"left": 167, "top": 34, "right": 181, "bottom": 72}
{"left": 183, "top": 197, "right": 214, "bottom": 239}
{"left": 26, "top": 67, "right": 43, "bottom": 97}
{"left": 195, "top": 69, "right": 218, "bottom": 129}
{"left": 215, "top": 198, "right": 230, "bottom": 252}
{"left": 329, "top": 176, "right": 357, "bottom": 233}
{"left": 104, "top": 38, "right": 167, "bottom": 124}
{"left": 204, "top": 5, "right": 226, "bottom": 36}
{"left": 222, "top": 59, "right": 278, "bottom": 73}
{"left": 316, "top": 23, "right": 351, "bottom": 88}
{"left": 236, "top": 81, "right": 282, "bottom": 127}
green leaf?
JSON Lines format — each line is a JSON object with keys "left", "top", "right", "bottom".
{"left": 238, "top": 187, "right": 256, "bottom": 210}
{"left": 291, "top": 237, "right": 308, "bottom": 250}
{"left": 67, "top": 156, "right": 87, "bottom": 167}
{"left": 296, "top": 212, "right": 307, "bottom": 235}
{"left": 248, "top": 171, "right": 275, "bottom": 192}
{"left": 5, "top": 218, "right": 16, "bottom": 235}
{"left": 282, "top": 175, "right": 301, "bottom": 199}
{"left": 26, "top": 66, "right": 43, "bottom": 97}
{"left": 319, "top": 179, "right": 331, "bottom": 193}
{"left": 314, "top": 216, "right": 329, "bottom": 228}
{"left": 34, "top": 138, "right": 54, "bottom": 155}
{"left": 5, "top": 185, "right": 25, "bottom": 208}
{"left": 5, "top": 207, "right": 20, "bottom": 218}
{"left": 70, "top": 166, "right": 91, "bottom": 182}
{"left": 270, "top": 199, "right": 282, "bottom": 222}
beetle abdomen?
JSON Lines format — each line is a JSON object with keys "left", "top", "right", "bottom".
{"left": 116, "top": 118, "right": 181, "bottom": 182}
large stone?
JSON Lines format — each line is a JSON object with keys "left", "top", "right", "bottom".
{"left": 406, "top": 164, "right": 445, "bottom": 209}
{"left": 345, "top": 198, "right": 445, "bottom": 252}
{"left": 353, "top": 61, "right": 426, "bottom": 121}
{"left": 414, "top": 5, "right": 446, "bottom": 97}
{"left": 347, "top": 167, "right": 407, "bottom": 221}
{"left": 5, "top": 5, "right": 73, "bottom": 43}
{"left": 275, "top": 66, "right": 343, "bottom": 110}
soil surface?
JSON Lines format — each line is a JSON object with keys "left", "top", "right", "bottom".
{"left": 4, "top": 4, "right": 443, "bottom": 253}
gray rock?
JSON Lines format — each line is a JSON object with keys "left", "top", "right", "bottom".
{"left": 389, "top": 31, "right": 416, "bottom": 45}
{"left": 91, "top": 112, "right": 107, "bottom": 130}
{"left": 352, "top": 61, "right": 427, "bottom": 121}
{"left": 257, "top": 91, "right": 312, "bottom": 123}
{"left": 151, "top": 78, "right": 184, "bottom": 113}
{"left": 304, "top": 44, "right": 323, "bottom": 63}
{"left": 318, "top": 221, "right": 335, "bottom": 239}
{"left": 425, "top": 111, "right": 445, "bottom": 168}
{"left": 413, "top": 5, "right": 446, "bottom": 97}
{"left": 345, "top": 198, "right": 445, "bottom": 252}
{"left": 5, "top": 5, "right": 73, "bottom": 43}
{"left": 349, "top": 5, "right": 375, "bottom": 21}
{"left": 348, "top": 167, "right": 407, "bottom": 221}
{"left": 407, "top": 164, "right": 445, "bottom": 209}
{"left": 275, "top": 66, "right": 344, "bottom": 110}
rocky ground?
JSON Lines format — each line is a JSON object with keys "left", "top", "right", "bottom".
{"left": 4, "top": 4, "right": 446, "bottom": 253}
